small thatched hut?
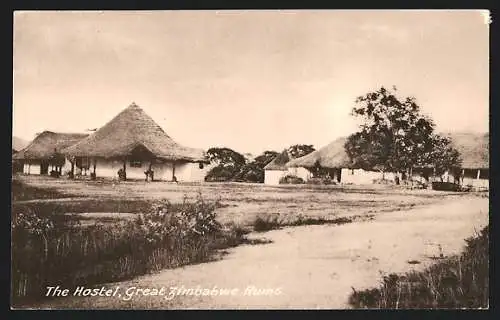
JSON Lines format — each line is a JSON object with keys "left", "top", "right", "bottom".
{"left": 263, "top": 150, "right": 291, "bottom": 185}
{"left": 443, "top": 132, "right": 489, "bottom": 190}
{"left": 13, "top": 131, "right": 89, "bottom": 175}
{"left": 62, "top": 103, "right": 210, "bottom": 182}
{"left": 286, "top": 137, "right": 395, "bottom": 184}
{"left": 12, "top": 136, "right": 29, "bottom": 154}
{"left": 12, "top": 136, "right": 30, "bottom": 173}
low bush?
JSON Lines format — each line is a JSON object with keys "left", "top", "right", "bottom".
{"left": 279, "top": 175, "right": 305, "bottom": 185}
{"left": 431, "top": 182, "right": 461, "bottom": 192}
{"left": 349, "top": 225, "right": 489, "bottom": 309}
{"left": 306, "top": 177, "right": 335, "bottom": 185}
{"left": 253, "top": 214, "right": 281, "bottom": 232}
{"left": 11, "top": 194, "right": 246, "bottom": 306}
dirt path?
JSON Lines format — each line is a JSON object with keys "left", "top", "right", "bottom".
{"left": 34, "top": 195, "right": 488, "bottom": 310}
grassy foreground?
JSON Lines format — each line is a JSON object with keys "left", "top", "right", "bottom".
{"left": 349, "top": 225, "right": 489, "bottom": 309}
{"left": 11, "top": 194, "right": 248, "bottom": 306}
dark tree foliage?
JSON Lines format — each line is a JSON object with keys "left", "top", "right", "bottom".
{"left": 204, "top": 165, "right": 240, "bottom": 182}
{"left": 345, "top": 86, "right": 461, "bottom": 175}
{"left": 233, "top": 162, "right": 265, "bottom": 183}
{"left": 205, "top": 147, "right": 247, "bottom": 182}
{"left": 206, "top": 147, "right": 246, "bottom": 167}
{"left": 254, "top": 151, "right": 280, "bottom": 168}
{"left": 287, "top": 144, "right": 315, "bottom": 159}
{"left": 424, "top": 135, "right": 462, "bottom": 176}
{"left": 205, "top": 146, "right": 317, "bottom": 183}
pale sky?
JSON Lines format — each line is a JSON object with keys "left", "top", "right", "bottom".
{"left": 13, "top": 10, "right": 489, "bottom": 155}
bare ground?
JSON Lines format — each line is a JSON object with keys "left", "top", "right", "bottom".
{"left": 31, "top": 194, "right": 488, "bottom": 310}
{"left": 13, "top": 175, "right": 466, "bottom": 227}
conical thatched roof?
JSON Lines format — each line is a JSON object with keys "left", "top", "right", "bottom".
{"left": 13, "top": 131, "right": 89, "bottom": 160}
{"left": 286, "top": 137, "right": 351, "bottom": 169}
{"left": 63, "top": 103, "right": 206, "bottom": 162}
{"left": 443, "top": 132, "right": 489, "bottom": 169}
{"left": 264, "top": 149, "right": 290, "bottom": 171}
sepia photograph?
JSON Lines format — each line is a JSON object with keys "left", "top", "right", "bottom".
{"left": 11, "top": 10, "right": 489, "bottom": 309}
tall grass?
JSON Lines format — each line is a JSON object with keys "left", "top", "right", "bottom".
{"left": 252, "top": 213, "right": 355, "bottom": 232}
{"left": 11, "top": 194, "right": 246, "bottom": 306}
{"left": 349, "top": 225, "right": 489, "bottom": 309}
{"left": 11, "top": 179, "right": 80, "bottom": 201}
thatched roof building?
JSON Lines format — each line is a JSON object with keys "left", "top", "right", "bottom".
{"left": 443, "top": 132, "right": 489, "bottom": 169}
{"left": 287, "top": 132, "right": 489, "bottom": 171}
{"left": 264, "top": 150, "right": 291, "bottom": 171}
{"left": 63, "top": 103, "right": 207, "bottom": 162}
{"left": 286, "top": 137, "right": 351, "bottom": 169}
{"left": 12, "top": 136, "right": 30, "bottom": 153}
{"left": 13, "top": 131, "right": 89, "bottom": 160}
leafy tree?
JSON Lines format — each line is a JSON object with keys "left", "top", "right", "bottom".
{"left": 233, "top": 162, "right": 265, "bottom": 183}
{"left": 253, "top": 151, "right": 280, "bottom": 168}
{"left": 424, "top": 135, "right": 462, "bottom": 178}
{"left": 204, "top": 165, "right": 240, "bottom": 182}
{"left": 287, "top": 144, "right": 315, "bottom": 159}
{"left": 345, "top": 86, "right": 460, "bottom": 178}
{"left": 206, "top": 147, "right": 246, "bottom": 167}
{"left": 205, "top": 147, "right": 247, "bottom": 182}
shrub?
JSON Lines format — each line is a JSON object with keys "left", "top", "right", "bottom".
{"left": 279, "top": 174, "right": 305, "bottom": 185}
{"left": 349, "top": 225, "right": 489, "bottom": 309}
{"left": 205, "top": 165, "right": 241, "bottom": 182}
{"left": 232, "top": 162, "right": 264, "bottom": 183}
{"left": 431, "top": 182, "right": 461, "bottom": 192}
{"left": 11, "top": 193, "right": 245, "bottom": 305}
{"left": 253, "top": 214, "right": 281, "bottom": 232}
{"left": 306, "top": 177, "right": 335, "bottom": 185}
{"left": 49, "top": 170, "right": 61, "bottom": 178}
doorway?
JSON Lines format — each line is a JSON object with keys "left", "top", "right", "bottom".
{"left": 40, "top": 161, "right": 49, "bottom": 175}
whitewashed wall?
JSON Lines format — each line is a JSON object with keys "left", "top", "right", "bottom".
{"left": 287, "top": 167, "right": 313, "bottom": 181}
{"left": 340, "top": 168, "right": 394, "bottom": 184}
{"left": 23, "top": 163, "right": 41, "bottom": 175}
{"left": 88, "top": 158, "right": 210, "bottom": 182}
{"left": 175, "top": 162, "right": 213, "bottom": 182}
{"left": 442, "top": 170, "right": 489, "bottom": 189}
{"left": 264, "top": 170, "right": 286, "bottom": 185}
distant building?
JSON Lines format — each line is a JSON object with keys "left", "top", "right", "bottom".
{"left": 287, "top": 132, "right": 489, "bottom": 190}
{"left": 13, "top": 132, "right": 89, "bottom": 175}
{"left": 264, "top": 150, "right": 294, "bottom": 185}
{"left": 12, "top": 136, "right": 29, "bottom": 154}
{"left": 286, "top": 137, "right": 395, "bottom": 184}
{"left": 442, "top": 132, "right": 489, "bottom": 190}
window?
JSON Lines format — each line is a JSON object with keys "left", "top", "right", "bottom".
{"left": 199, "top": 163, "right": 204, "bottom": 169}
{"left": 130, "top": 160, "right": 142, "bottom": 168}
{"left": 351, "top": 169, "right": 355, "bottom": 175}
